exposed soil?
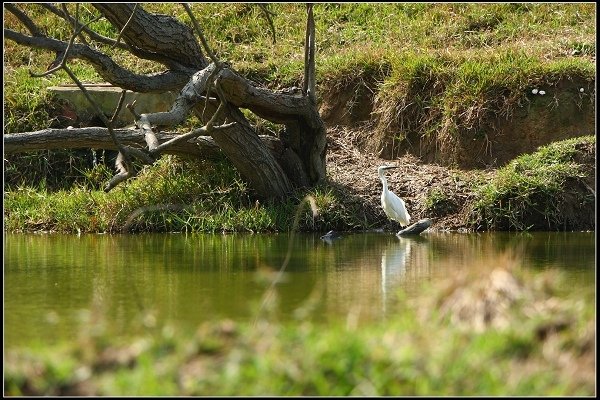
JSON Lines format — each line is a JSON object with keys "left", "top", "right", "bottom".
{"left": 324, "top": 125, "right": 596, "bottom": 232}
{"left": 11, "top": 74, "right": 593, "bottom": 233}
{"left": 324, "top": 125, "right": 486, "bottom": 232}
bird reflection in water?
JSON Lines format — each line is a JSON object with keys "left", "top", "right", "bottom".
{"left": 381, "top": 236, "right": 413, "bottom": 316}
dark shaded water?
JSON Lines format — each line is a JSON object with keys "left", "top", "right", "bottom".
{"left": 4, "top": 231, "right": 595, "bottom": 349}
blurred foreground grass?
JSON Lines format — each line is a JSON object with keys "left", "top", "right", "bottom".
{"left": 4, "top": 260, "right": 595, "bottom": 396}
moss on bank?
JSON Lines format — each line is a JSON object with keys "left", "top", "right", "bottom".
{"left": 469, "top": 135, "right": 596, "bottom": 231}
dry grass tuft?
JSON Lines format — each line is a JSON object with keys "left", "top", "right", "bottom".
{"left": 418, "top": 250, "right": 580, "bottom": 334}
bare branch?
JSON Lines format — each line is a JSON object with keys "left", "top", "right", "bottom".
{"left": 304, "top": 3, "right": 316, "bottom": 103}
{"left": 94, "top": 3, "right": 206, "bottom": 70}
{"left": 122, "top": 145, "right": 155, "bottom": 165}
{"left": 3, "top": 128, "right": 281, "bottom": 160}
{"left": 4, "top": 4, "right": 44, "bottom": 37}
{"left": 303, "top": 5, "right": 310, "bottom": 96}
{"left": 152, "top": 121, "right": 236, "bottom": 154}
{"left": 5, "top": 29, "right": 192, "bottom": 92}
{"left": 3, "top": 128, "right": 215, "bottom": 157}
{"left": 38, "top": 2, "right": 128, "bottom": 49}
{"left": 29, "top": 12, "right": 102, "bottom": 78}
{"left": 60, "top": 3, "right": 90, "bottom": 46}
{"left": 126, "top": 100, "right": 141, "bottom": 120}
{"left": 110, "top": 90, "right": 128, "bottom": 124}
{"left": 36, "top": 6, "right": 140, "bottom": 184}
{"left": 37, "top": 2, "right": 191, "bottom": 70}
{"left": 62, "top": 63, "right": 135, "bottom": 166}
{"left": 181, "top": 3, "right": 221, "bottom": 67}
{"left": 136, "top": 63, "right": 217, "bottom": 153}
{"left": 215, "top": 68, "right": 317, "bottom": 125}
{"left": 105, "top": 151, "right": 136, "bottom": 192}
{"left": 150, "top": 101, "right": 235, "bottom": 155}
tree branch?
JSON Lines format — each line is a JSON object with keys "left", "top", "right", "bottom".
{"left": 4, "top": 4, "right": 44, "bottom": 37}
{"left": 110, "top": 90, "right": 128, "bottom": 124}
{"left": 137, "top": 64, "right": 218, "bottom": 152}
{"left": 53, "top": 6, "right": 140, "bottom": 188}
{"left": 305, "top": 4, "right": 316, "bottom": 103}
{"left": 29, "top": 12, "right": 102, "bottom": 78}
{"left": 3, "top": 128, "right": 283, "bottom": 160}
{"left": 37, "top": 3, "right": 195, "bottom": 71}
{"left": 182, "top": 3, "right": 221, "bottom": 67}
{"left": 5, "top": 29, "right": 192, "bottom": 92}
{"left": 37, "top": 2, "right": 129, "bottom": 50}
{"left": 112, "top": 3, "right": 138, "bottom": 48}
{"left": 216, "top": 68, "right": 318, "bottom": 125}
{"left": 93, "top": 3, "right": 206, "bottom": 70}
{"left": 60, "top": 3, "right": 91, "bottom": 46}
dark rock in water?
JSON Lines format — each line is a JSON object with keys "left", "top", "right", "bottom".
{"left": 397, "top": 219, "right": 432, "bottom": 236}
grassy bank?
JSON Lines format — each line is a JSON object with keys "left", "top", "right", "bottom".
{"left": 469, "top": 135, "right": 596, "bottom": 231}
{"left": 3, "top": 4, "right": 596, "bottom": 233}
{"left": 4, "top": 135, "right": 595, "bottom": 233}
{"left": 4, "top": 263, "right": 595, "bottom": 396}
{"left": 4, "top": 4, "right": 594, "bottom": 132}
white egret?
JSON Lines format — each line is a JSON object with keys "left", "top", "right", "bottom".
{"left": 378, "top": 165, "right": 411, "bottom": 228}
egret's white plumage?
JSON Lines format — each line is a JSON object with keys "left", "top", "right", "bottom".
{"left": 378, "top": 165, "right": 410, "bottom": 227}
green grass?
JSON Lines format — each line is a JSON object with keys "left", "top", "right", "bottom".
{"left": 3, "top": 3, "right": 596, "bottom": 233}
{"left": 470, "top": 135, "right": 595, "bottom": 231}
{"left": 4, "top": 265, "right": 595, "bottom": 396}
{"left": 4, "top": 3, "right": 595, "bottom": 132}
{"left": 3, "top": 136, "right": 594, "bottom": 234}
{"left": 371, "top": 49, "right": 594, "bottom": 155}
{"left": 3, "top": 155, "right": 372, "bottom": 234}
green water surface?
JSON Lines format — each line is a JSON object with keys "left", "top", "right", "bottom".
{"left": 4, "top": 231, "right": 595, "bottom": 349}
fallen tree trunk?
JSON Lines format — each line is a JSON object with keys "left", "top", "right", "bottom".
{"left": 3, "top": 128, "right": 286, "bottom": 160}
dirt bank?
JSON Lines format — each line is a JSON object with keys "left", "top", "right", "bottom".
{"left": 324, "top": 126, "right": 484, "bottom": 231}
{"left": 318, "top": 71, "right": 595, "bottom": 232}
{"left": 322, "top": 125, "right": 595, "bottom": 232}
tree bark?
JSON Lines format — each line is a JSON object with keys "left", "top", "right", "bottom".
{"left": 3, "top": 128, "right": 287, "bottom": 161}
{"left": 210, "top": 106, "right": 294, "bottom": 198}
{"left": 4, "top": 29, "right": 193, "bottom": 92}
{"left": 215, "top": 68, "right": 326, "bottom": 184}
{"left": 92, "top": 3, "right": 207, "bottom": 70}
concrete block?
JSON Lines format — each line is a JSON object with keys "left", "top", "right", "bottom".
{"left": 48, "top": 84, "right": 176, "bottom": 127}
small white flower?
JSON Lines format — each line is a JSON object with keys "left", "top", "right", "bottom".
{"left": 580, "top": 87, "right": 585, "bottom": 92}
{"left": 539, "top": 90, "right": 546, "bottom": 95}
{"left": 531, "top": 88, "right": 538, "bottom": 94}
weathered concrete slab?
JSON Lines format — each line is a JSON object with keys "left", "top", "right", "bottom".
{"left": 48, "top": 84, "right": 176, "bottom": 127}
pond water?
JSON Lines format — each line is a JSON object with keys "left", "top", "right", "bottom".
{"left": 4, "top": 231, "right": 596, "bottom": 349}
